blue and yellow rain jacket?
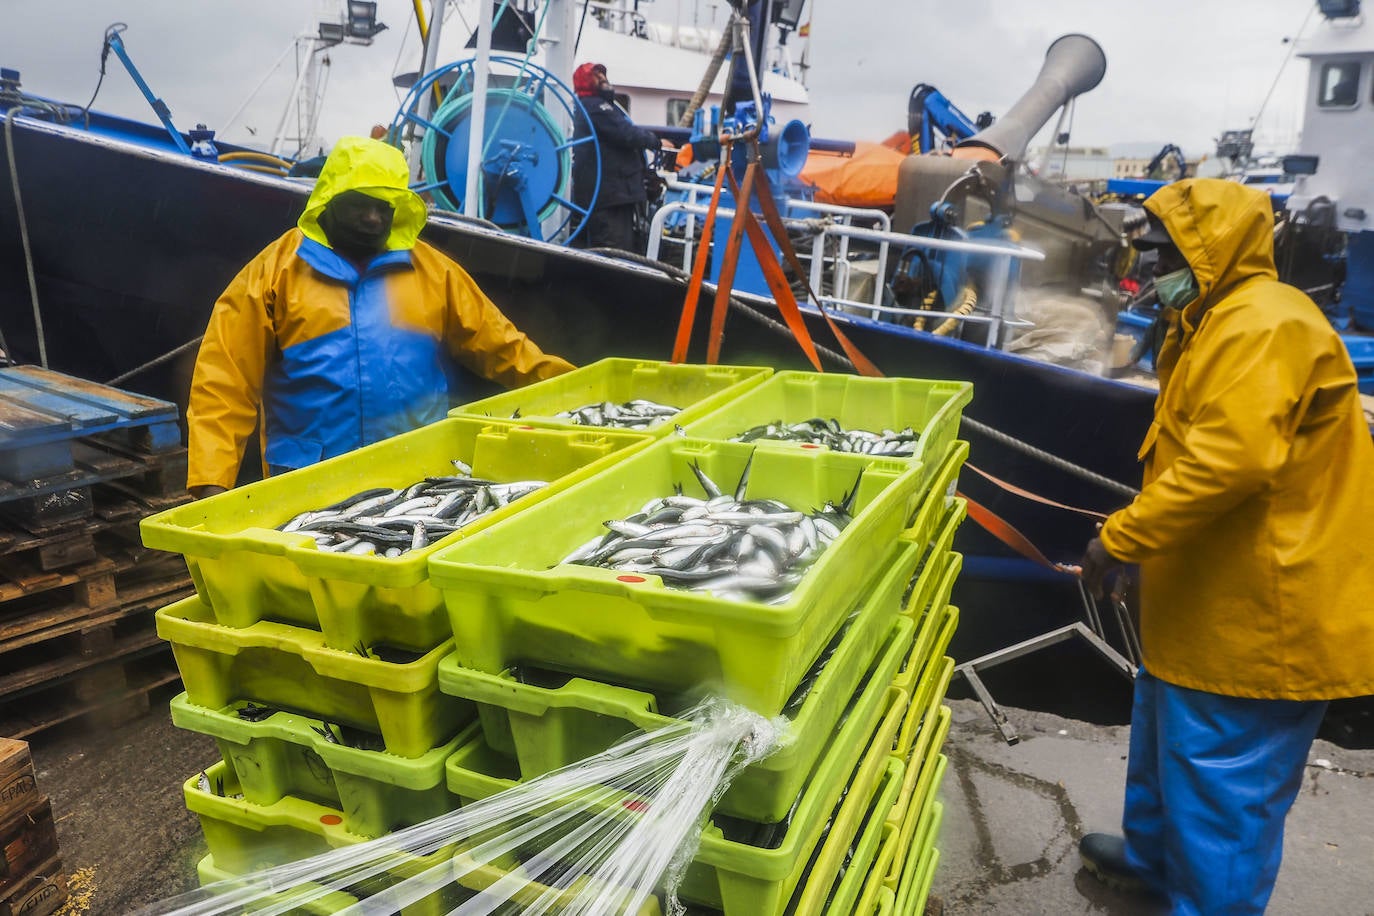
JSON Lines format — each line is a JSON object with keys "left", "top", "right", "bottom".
{"left": 187, "top": 137, "right": 573, "bottom": 489}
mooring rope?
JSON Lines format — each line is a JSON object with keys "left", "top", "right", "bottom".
{"left": 4, "top": 107, "right": 49, "bottom": 368}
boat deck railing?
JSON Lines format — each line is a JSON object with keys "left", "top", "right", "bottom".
{"left": 649, "top": 181, "right": 1044, "bottom": 348}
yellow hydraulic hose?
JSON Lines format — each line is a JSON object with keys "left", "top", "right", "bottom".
{"left": 913, "top": 289, "right": 939, "bottom": 331}
{"left": 933, "top": 284, "right": 978, "bottom": 337}
{"left": 218, "top": 151, "right": 293, "bottom": 176}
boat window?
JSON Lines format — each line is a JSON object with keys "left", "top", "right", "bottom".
{"left": 667, "top": 98, "right": 692, "bottom": 126}
{"left": 1318, "top": 61, "right": 1360, "bottom": 108}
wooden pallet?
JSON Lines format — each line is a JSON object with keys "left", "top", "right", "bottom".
{"left": 0, "top": 797, "right": 58, "bottom": 894}
{"left": 0, "top": 853, "right": 65, "bottom": 916}
{"left": 0, "top": 444, "right": 189, "bottom": 529}
{"left": 0, "top": 651, "right": 182, "bottom": 741}
{"left": 0, "top": 367, "right": 185, "bottom": 527}
{"left": 0, "top": 741, "right": 36, "bottom": 826}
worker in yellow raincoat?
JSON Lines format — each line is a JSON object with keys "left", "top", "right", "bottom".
{"left": 1077, "top": 178, "right": 1374, "bottom": 914}
{"left": 186, "top": 136, "right": 574, "bottom": 497}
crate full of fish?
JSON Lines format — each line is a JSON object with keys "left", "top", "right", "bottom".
{"left": 682, "top": 371, "right": 971, "bottom": 484}
{"left": 427, "top": 437, "right": 929, "bottom": 715}
{"left": 141, "top": 417, "right": 651, "bottom": 654}
{"left": 169, "top": 693, "right": 464, "bottom": 839}
{"left": 157, "top": 595, "right": 471, "bottom": 759}
{"left": 436, "top": 550, "right": 917, "bottom": 823}
{"left": 449, "top": 358, "right": 772, "bottom": 435}
{"left": 442, "top": 662, "right": 909, "bottom": 916}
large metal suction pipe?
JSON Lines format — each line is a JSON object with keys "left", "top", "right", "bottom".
{"left": 954, "top": 34, "right": 1106, "bottom": 162}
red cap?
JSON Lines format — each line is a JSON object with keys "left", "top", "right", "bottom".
{"left": 574, "top": 62, "right": 607, "bottom": 96}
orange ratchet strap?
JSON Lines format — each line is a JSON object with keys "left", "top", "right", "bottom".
{"left": 705, "top": 160, "right": 759, "bottom": 365}
{"left": 751, "top": 167, "right": 884, "bottom": 377}
{"left": 958, "top": 491, "right": 1081, "bottom": 575}
{"left": 962, "top": 461, "right": 1111, "bottom": 521}
{"left": 672, "top": 144, "right": 733, "bottom": 364}
{"left": 723, "top": 168, "right": 825, "bottom": 371}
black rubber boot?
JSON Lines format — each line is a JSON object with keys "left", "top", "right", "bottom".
{"left": 1079, "top": 833, "right": 1153, "bottom": 894}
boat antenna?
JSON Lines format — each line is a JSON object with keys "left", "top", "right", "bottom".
{"left": 1250, "top": 3, "right": 1317, "bottom": 141}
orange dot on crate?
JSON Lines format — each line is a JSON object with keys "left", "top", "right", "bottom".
{"left": 617, "top": 575, "right": 646, "bottom": 583}
{"left": 320, "top": 814, "right": 343, "bottom": 826}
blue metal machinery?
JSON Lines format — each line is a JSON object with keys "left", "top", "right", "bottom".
{"left": 696, "top": 96, "right": 812, "bottom": 294}
{"left": 387, "top": 57, "right": 598, "bottom": 244}
{"left": 1103, "top": 143, "right": 1187, "bottom": 200}
{"left": 907, "top": 83, "right": 983, "bottom": 153}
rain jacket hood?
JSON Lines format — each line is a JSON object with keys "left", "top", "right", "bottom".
{"left": 1142, "top": 178, "right": 1277, "bottom": 332}
{"left": 298, "top": 136, "right": 428, "bottom": 251}
{"left": 1100, "top": 177, "right": 1374, "bottom": 700}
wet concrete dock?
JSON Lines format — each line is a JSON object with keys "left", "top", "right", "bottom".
{"left": 25, "top": 691, "right": 1374, "bottom": 914}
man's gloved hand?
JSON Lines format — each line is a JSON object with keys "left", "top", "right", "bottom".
{"left": 1080, "top": 537, "right": 1123, "bottom": 599}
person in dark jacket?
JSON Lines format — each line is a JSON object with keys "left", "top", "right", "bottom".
{"left": 570, "top": 62, "right": 665, "bottom": 251}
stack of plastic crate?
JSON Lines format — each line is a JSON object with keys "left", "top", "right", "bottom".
{"left": 420, "top": 369, "right": 971, "bottom": 914}
{"left": 139, "top": 416, "right": 657, "bottom": 900}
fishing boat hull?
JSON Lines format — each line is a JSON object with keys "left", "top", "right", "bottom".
{"left": 0, "top": 113, "right": 1155, "bottom": 677}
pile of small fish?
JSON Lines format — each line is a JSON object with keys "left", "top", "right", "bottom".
{"left": 561, "top": 459, "right": 858, "bottom": 603}
{"left": 731, "top": 417, "right": 920, "bottom": 457}
{"left": 277, "top": 460, "right": 547, "bottom": 557}
{"left": 547, "top": 399, "right": 682, "bottom": 429}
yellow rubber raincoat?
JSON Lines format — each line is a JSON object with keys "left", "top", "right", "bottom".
{"left": 1100, "top": 179, "right": 1374, "bottom": 700}
{"left": 187, "top": 137, "right": 573, "bottom": 490}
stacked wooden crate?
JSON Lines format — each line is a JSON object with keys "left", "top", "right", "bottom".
{"left": 0, "top": 368, "right": 196, "bottom": 739}
{"left": 0, "top": 739, "right": 65, "bottom": 916}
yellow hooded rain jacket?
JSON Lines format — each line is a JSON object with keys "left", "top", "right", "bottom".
{"left": 187, "top": 137, "right": 573, "bottom": 490}
{"left": 1100, "top": 178, "right": 1374, "bottom": 700}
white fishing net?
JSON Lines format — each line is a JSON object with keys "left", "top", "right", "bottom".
{"left": 138, "top": 700, "right": 785, "bottom": 916}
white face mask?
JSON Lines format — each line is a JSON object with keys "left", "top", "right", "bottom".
{"left": 1155, "top": 266, "right": 1199, "bottom": 309}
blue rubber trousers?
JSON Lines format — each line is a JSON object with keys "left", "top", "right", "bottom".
{"left": 1122, "top": 668, "right": 1327, "bottom": 915}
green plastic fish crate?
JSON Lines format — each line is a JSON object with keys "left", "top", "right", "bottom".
{"left": 444, "top": 665, "right": 909, "bottom": 915}
{"left": 170, "top": 693, "right": 462, "bottom": 839}
{"left": 141, "top": 417, "right": 651, "bottom": 654}
{"left": 903, "top": 547, "right": 963, "bottom": 628}
{"left": 888, "top": 699, "right": 951, "bottom": 834}
{"left": 896, "top": 792, "right": 946, "bottom": 916}
{"left": 895, "top": 653, "right": 954, "bottom": 765}
{"left": 894, "top": 604, "right": 959, "bottom": 702}
{"left": 855, "top": 820, "right": 900, "bottom": 916}
{"left": 184, "top": 762, "right": 463, "bottom": 916}
{"left": 683, "top": 370, "right": 969, "bottom": 474}
{"left": 198, "top": 854, "right": 361, "bottom": 914}
{"left": 450, "top": 358, "right": 773, "bottom": 435}
{"left": 158, "top": 596, "right": 471, "bottom": 759}
{"left": 429, "top": 438, "right": 929, "bottom": 715}
{"left": 888, "top": 746, "right": 949, "bottom": 895}
{"left": 448, "top": 849, "right": 663, "bottom": 915}
{"left": 790, "top": 756, "right": 904, "bottom": 916}
{"left": 900, "top": 441, "right": 968, "bottom": 551}
{"left": 680, "top": 688, "right": 905, "bottom": 916}
{"left": 435, "top": 541, "right": 919, "bottom": 822}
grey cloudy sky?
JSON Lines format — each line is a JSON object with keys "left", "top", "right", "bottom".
{"left": 3, "top": 0, "right": 1312, "bottom": 157}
